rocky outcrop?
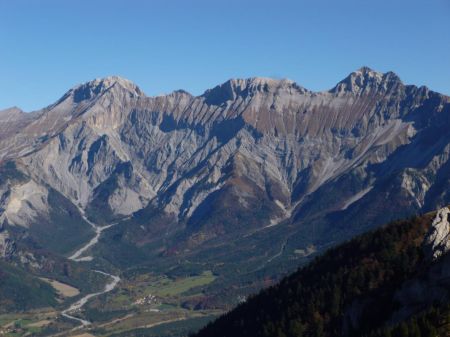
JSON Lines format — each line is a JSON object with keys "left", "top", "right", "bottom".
{"left": 0, "top": 230, "right": 14, "bottom": 258}
{"left": 389, "top": 210, "right": 450, "bottom": 323}
{"left": 0, "top": 220, "right": 15, "bottom": 258}
{"left": 423, "top": 207, "right": 450, "bottom": 260}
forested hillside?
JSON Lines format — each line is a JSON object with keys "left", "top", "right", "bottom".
{"left": 193, "top": 211, "right": 450, "bottom": 337}
{"left": 0, "top": 261, "right": 57, "bottom": 312}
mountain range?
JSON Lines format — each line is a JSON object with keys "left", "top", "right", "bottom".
{"left": 0, "top": 67, "right": 450, "bottom": 335}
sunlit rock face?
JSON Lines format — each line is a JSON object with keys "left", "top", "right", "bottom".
{"left": 0, "top": 68, "right": 449, "bottom": 247}
{"left": 423, "top": 207, "right": 450, "bottom": 260}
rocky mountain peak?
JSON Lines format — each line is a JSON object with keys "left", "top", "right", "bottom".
{"left": 423, "top": 207, "right": 450, "bottom": 260}
{"left": 331, "top": 67, "right": 403, "bottom": 95}
{"left": 171, "top": 89, "right": 192, "bottom": 96}
{"left": 0, "top": 106, "right": 24, "bottom": 119}
{"left": 201, "top": 77, "right": 306, "bottom": 106}
{"left": 68, "top": 76, "right": 144, "bottom": 103}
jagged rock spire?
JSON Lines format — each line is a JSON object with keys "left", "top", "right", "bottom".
{"left": 330, "top": 67, "right": 403, "bottom": 95}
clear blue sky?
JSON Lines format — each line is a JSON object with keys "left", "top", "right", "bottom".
{"left": 1, "top": 0, "right": 449, "bottom": 111}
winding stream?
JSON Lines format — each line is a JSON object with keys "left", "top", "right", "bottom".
{"left": 61, "top": 271, "right": 120, "bottom": 326}
{"left": 68, "top": 222, "right": 114, "bottom": 262}
{"left": 62, "top": 209, "right": 121, "bottom": 326}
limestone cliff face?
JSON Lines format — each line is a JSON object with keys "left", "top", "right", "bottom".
{"left": 423, "top": 207, "right": 450, "bottom": 260}
{"left": 0, "top": 68, "right": 449, "bottom": 247}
